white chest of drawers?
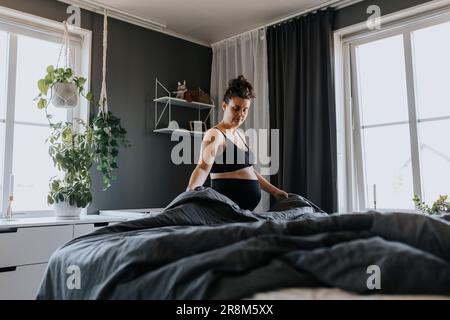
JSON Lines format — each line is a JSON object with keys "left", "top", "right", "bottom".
{"left": 0, "top": 215, "right": 125, "bottom": 300}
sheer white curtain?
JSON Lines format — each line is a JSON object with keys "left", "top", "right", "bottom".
{"left": 210, "top": 29, "right": 270, "bottom": 212}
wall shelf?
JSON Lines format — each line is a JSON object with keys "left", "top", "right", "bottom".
{"left": 153, "top": 128, "right": 205, "bottom": 137}
{"left": 153, "top": 96, "right": 214, "bottom": 110}
{"left": 153, "top": 78, "right": 214, "bottom": 136}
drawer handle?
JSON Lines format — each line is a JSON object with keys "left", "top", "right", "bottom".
{"left": 0, "top": 227, "right": 18, "bottom": 234}
{"left": 0, "top": 266, "right": 17, "bottom": 273}
{"left": 94, "top": 222, "right": 109, "bottom": 227}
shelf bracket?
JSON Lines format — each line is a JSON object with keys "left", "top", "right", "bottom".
{"left": 154, "top": 78, "right": 172, "bottom": 130}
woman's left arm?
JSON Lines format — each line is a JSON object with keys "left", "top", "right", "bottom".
{"left": 254, "top": 169, "right": 289, "bottom": 200}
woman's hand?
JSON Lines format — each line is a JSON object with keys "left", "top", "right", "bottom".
{"left": 271, "top": 188, "right": 289, "bottom": 200}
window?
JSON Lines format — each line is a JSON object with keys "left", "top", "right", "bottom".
{"left": 344, "top": 13, "right": 450, "bottom": 211}
{"left": 353, "top": 35, "right": 414, "bottom": 210}
{"left": 412, "top": 22, "right": 450, "bottom": 206}
{"left": 0, "top": 31, "right": 7, "bottom": 210}
{"left": 0, "top": 10, "right": 90, "bottom": 214}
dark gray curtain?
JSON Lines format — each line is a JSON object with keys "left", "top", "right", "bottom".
{"left": 267, "top": 9, "right": 337, "bottom": 213}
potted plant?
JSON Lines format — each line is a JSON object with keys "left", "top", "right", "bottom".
{"left": 46, "top": 120, "right": 95, "bottom": 218}
{"left": 36, "top": 65, "right": 93, "bottom": 110}
{"left": 413, "top": 194, "right": 450, "bottom": 215}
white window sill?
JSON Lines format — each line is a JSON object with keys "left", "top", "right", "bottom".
{"left": 2, "top": 210, "right": 93, "bottom": 219}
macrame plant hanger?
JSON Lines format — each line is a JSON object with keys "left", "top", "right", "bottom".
{"left": 98, "top": 9, "right": 109, "bottom": 119}
{"left": 56, "top": 21, "right": 71, "bottom": 71}
{"left": 51, "top": 20, "right": 80, "bottom": 109}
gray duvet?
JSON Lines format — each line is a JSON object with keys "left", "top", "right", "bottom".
{"left": 36, "top": 187, "right": 450, "bottom": 299}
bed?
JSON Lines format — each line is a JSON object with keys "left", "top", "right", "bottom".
{"left": 36, "top": 187, "right": 450, "bottom": 299}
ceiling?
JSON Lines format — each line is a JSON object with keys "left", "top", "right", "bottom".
{"left": 86, "top": 0, "right": 334, "bottom": 45}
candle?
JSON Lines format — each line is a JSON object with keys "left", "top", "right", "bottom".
{"left": 9, "top": 174, "right": 14, "bottom": 197}
{"left": 373, "top": 184, "right": 377, "bottom": 209}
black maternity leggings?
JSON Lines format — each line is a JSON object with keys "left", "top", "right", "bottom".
{"left": 211, "top": 179, "right": 261, "bottom": 211}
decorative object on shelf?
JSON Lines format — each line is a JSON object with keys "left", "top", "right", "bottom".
{"left": 167, "top": 120, "right": 180, "bottom": 130}
{"left": 413, "top": 194, "right": 450, "bottom": 215}
{"left": 189, "top": 120, "right": 207, "bottom": 132}
{"left": 36, "top": 11, "right": 129, "bottom": 218}
{"left": 173, "top": 80, "right": 187, "bottom": 99}
{"left": 35, "top": 22, "right": 93, "bottom": 111}
{"left": 184, "top": 87, "right": 212, "bottom": 104}
{"left": 153, "top": 78, "right": 214, "bottom": 136}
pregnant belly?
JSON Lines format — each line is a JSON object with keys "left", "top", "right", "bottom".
{"left": 210, "top": 178, "right": 261, "bottom": 211}
{"left": 210, "top": 166, "right": 257, "bottom": 180}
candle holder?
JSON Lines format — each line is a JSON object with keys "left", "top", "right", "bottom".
{"left": 373, "top": 184, "right": 377, "bottom": 210}
{"left": 2, "top": 195, "right": 14, "bottom": 220}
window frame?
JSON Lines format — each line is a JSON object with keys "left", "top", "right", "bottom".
{"left": 335, "top": 2, "right": 450, "bottom": 213}
{"left": 0, "top": 6, "right": 92, "bottom": 216}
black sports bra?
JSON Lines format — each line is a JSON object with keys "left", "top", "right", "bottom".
{"left": 210, "top": 127, "right": 255, "bottom": 174}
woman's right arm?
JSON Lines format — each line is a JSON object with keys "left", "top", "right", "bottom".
{"left": 186, "top": 129, "right": 222, "bottom": 191}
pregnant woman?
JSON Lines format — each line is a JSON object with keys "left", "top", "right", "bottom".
{"left": 186, "top": 75, "right": 287, "bottom": 210}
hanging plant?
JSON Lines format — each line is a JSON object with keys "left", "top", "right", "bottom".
{"left": 93, "top": 112, "right": 130, "bottom": 190}
{"left": 36, "top": 22, "right": 93, "bottom": 112}
{"left": 36, "top": 65, "right": 93, "bottom": 112}
{"left": 93, "top": 10, "right": 130, "bottom": 190}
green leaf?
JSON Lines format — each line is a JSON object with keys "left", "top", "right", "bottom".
{"left": 85, "top": 91, "right": 93, "bottom": 101}
{"left": 38, "top": 79, "right": 48, "bottom": 95}
{"left": 64, "top": 68, "right": 73, "bottom": 78}
{"left": 37, "top": 98, "right": 47, "bottom": 109}
{"left": 51, "top": 180, "right": 60, "bottom": 191}
{"left": 46, "top": 71, "right": 55, "bottom": 83}
{"left": 46, "top": 65, "right": 54, "bottom": 73}
{"left": 77, "top": 77, "right": 86, "bottom": 87}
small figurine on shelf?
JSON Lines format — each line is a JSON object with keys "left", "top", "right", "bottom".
{"left": 173, "top": 80, "right": 187, "bottom": 99}
{"left": 184, "top": 87, "right": 212, "bottom": 104}
{"left": 167, "top": 120, "right": 179, "bottom": 130}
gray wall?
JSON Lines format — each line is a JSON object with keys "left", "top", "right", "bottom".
{"left": 0, "top": 0, "right": 212, "bottom": 212}
{"left": 334, "top": 0, "right": 433, "bottom": 30}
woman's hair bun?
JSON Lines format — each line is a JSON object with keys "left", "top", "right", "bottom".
{"left": 223, "top": 75, "right": 256, "bottom": 103}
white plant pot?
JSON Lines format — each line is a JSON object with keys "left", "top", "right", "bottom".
{"left": 53, "top": 201, "right": 82, "bottom": 219}
{"left": 51, "top": 82, "right": 79, "bottom": 108}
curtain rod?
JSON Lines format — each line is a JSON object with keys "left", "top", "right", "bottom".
{"left": 56, "top": 0, "right": 212, "bottom": 47}
{"left": 57, "top": 0, "right": 166, "bottom": 29}
{"left": 211, "top": 0, "right": 363, "bottom": 46}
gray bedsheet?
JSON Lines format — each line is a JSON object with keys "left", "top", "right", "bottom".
{"left": 36, "top": 187, "right": 450, "bottom": 299}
